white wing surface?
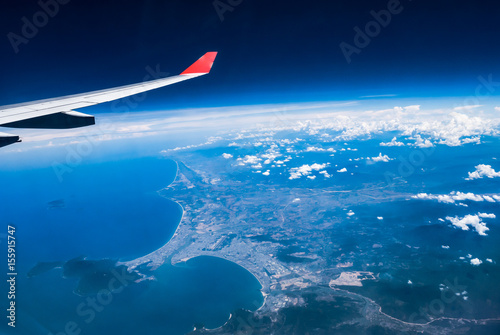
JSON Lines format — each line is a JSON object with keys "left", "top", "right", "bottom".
{"left": 0, "top": 52, "right": 218, "bottom": 147}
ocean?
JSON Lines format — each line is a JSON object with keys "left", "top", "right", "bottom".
{"left": 0, "top": 156, "right": 263, "bottom": 334}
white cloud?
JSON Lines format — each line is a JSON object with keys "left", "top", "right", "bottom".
{"left": 319, "top": 170, "right": 331, "bottom": 178}
{"left": 262, "top": 152, "right": 279, "bottom": 164}
{"left": 483, "top": 196, "right": 496, "bottom": 202}
{"left": 466, "top": 164, "right": 500, "bottom": 180}
{"left": 442, "top": 245, "right": 450, "bottom": 249}
{"left": 289, "top": 163, "right": 329, "bottom": 180}
{"left": 461, "top": 137, "right": 481, "bottom": 144}
{"left": 337, "top": 168, "right": 347, "bottom": 173}
{"left": 412, "top": 191, "right": 499, "bottom": 204}
{"left": 11, "top": 100, "right": 500, "bottom": 154}
{"left": 478, "top": 213, "right": 496, "bottom": 219}
{"left": 399, "top": 112, "right": 497, "bottom": 147}
{"left": 452, "top": 192, "right": 485, "bottom": 202}
{"left": 347, "top": 210, "right": 355, "bottom": 216}
{"left": 380, "top": 137, "right": 405, "bottom": 147}
{"left": 369, "top": 153, "right": 393, "bottom": 163}
{"left": 412, "top": 135, "right": 434, "bottom": 148}
{"left": 454, "top": 105, "right": 483, "bottom": 111}
{"left": 262, "top": 170, "right": 270, "bottom": 176}
{"left": 377, "top": 216, "right": 384, "bottom": 220}
{"left": 238, "top": 155, "right": 261, "bottom": 165}
{"left": 446, "top": 213, "right": 495, "bottom": 236}
{"left": 306, "top": 146, "right": 326, "bottom": 152}
{"left": 222, "top": 153, "right": 233, "bottom": 159}
{"left": 470, "top": 258, "right": 482, "bottom": 266}
{"left": 404, "top": 105, "right": 421, "bottom": 113}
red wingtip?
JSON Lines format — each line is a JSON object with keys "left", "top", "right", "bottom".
{"left": 180, "top": 52, "right": 218, "bottom": 75}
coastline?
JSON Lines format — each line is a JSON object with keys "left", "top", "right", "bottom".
{"left": 121, "top": 158, "right": 268, "bottom": 329}
{"left": 120, "top": 159, "right": 183, "bottom": 269}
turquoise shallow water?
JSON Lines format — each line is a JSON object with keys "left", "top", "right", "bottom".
{"left": 0, "top": 157, "right": 263, "bottom": 335}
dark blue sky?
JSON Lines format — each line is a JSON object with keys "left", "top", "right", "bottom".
{"left": 1, "top": 0, "right": 499, "bottom": 111}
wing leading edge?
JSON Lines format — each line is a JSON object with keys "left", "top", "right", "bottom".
{"left": 0, "top": 52, "right": 218, "bottom": 148}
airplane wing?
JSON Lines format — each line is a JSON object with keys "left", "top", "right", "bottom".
{"left": 0, "top": 52, "right": 218, "bottom": 148}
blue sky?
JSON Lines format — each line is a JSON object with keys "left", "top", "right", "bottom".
{"left": 1, "top": 0, "right": 500, "bottom": 111}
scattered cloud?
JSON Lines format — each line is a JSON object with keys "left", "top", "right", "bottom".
{"left": 289, "top": 163, "right": 329, "bottom": 180}
{"left": 466, "top": 164, "right": 500, "bottom": 180}
{"left": 412, "top": 191, "right": 499, "bottom": 204}
{"left": 470, "top": 258, "right": 482, "bottom": 266}
{"left": 483, "top": 195, "right": 496, "bottom": 202}
{"left": 238, "top": 155, "right": 261, "bottom": 165}
{"left": 412, "top": 135, "right": 434, "bottom": 148}
{"left": 222, "top": 153, "right": 233, "bottom": 159}
{"left": 368, "top": 153, "right": 393, "bottom": 163}
{"left": 306, "top": 146, "right": 326, "bottom": 152}
{"left": 479, "top": 212, "right": 496, "bottom": 219}
{"left": 319, "top": 170, "right": 331, "bottom": 178}
{"left": 446, "top": 213, "right": 496, "bottom": 236}
{"left": 380, "top": 137, "right": 405, "bottom": 147}
{"left": 337, "top": 168, "right": 347, "bottom": 173}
